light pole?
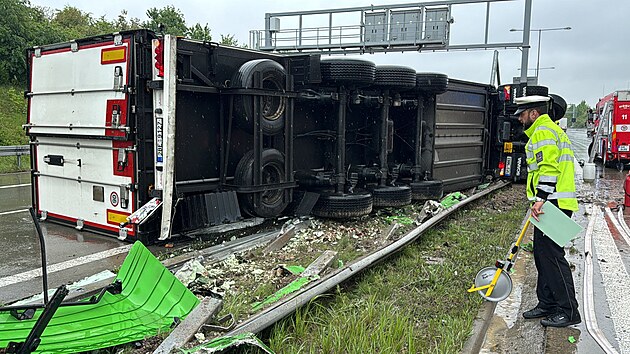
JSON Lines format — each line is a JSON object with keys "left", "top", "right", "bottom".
{"left": 510, "top": 27, "right": 571, "bottom": 83}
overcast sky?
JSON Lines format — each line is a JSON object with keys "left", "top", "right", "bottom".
{"left": 30, "top": 0, "right": 630, "bottom": 106}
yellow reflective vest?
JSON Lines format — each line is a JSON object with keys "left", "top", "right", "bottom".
{"left": 524, "top": 114, "right": 578, "bottom": 211}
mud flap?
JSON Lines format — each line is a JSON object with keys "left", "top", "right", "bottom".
{"left": 0, "top": 242, "right": 199, "bottom": 353}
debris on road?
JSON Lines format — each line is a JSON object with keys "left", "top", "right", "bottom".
{"left": 182, "top": 332, "right": 274, "bottom": 354}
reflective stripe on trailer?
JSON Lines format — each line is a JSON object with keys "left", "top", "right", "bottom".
{"left": 43, "top": 211, "right": 134, "bottom": 236}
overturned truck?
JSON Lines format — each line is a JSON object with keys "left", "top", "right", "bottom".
{"left": 25, "top": 30, "right": 511, "bottom": 243}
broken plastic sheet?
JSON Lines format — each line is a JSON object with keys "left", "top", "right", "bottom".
{"left": 252, "top": 263, "right": 321, "bottom": 312}
{"left": 0, "top": 242, "right": 200, "bottom": 353}
{"left": 440, "top": 192, "right": 467, "bottom": 208}
{"left": 183, "top": 332, "right": 274, "bottom": 354}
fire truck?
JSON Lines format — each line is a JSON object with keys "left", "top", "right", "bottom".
{"left": 589, "top": 90, "right": 630, "bottom": 169}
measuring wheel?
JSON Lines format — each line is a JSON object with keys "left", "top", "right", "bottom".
{"left": 472, "top": 266, "right": 513, "bottom": 302}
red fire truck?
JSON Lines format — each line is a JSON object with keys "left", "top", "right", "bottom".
{"left": 589, "top": 90, "right": 630, "bottom": 169}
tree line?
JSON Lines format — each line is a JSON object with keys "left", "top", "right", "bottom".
{"left": 1, "top": 0, "right": 240, "bottom": 85}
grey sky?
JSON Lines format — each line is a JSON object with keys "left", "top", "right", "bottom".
{"left": 30, "top": 0, "right": 630, "bottom": 106}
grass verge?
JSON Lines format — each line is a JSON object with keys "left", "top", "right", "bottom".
{"left": 262, "top": 190, "right": 528, "bottom": 353}
{"left": 0, "top": 85, "right": 29, "bottom": 174}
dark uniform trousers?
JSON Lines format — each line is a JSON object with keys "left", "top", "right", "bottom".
{"left": 533, "top": 204, "right": 580, "bottom": 320}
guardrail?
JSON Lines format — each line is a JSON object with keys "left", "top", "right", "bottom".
{"left": 0, "top": 145, "right": 29, "bottom": 168}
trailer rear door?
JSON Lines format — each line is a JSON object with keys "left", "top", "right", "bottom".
{"left": 26, "top": 36, "right": 136, "bottom": 237}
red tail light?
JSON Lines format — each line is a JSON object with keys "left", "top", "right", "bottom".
{"left": 503, "top": 85, "right": 511, "bottom": 101}
{"left": 498, "top": 161, "right": 505, "bottom": 176}
{"left": 154, "top": 39, "right": 164, "bottom": 77}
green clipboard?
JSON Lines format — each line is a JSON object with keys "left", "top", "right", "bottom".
{"left": 529, "top": 201, "right": 583, "bottom": 247}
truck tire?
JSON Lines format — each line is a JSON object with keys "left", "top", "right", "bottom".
{"left": 416, "top": 73, "right": 448, "bottom": 95}
{"left": 320, "top": 58, "right": 376, "bottom": 87}
{"left": 373, "top": 65, "right": 417, "bottom": 90}
{"left": 549, "top": 93, "right": 567, "bottom": 119}
{"left": 522, "top": 85, "right": 548, "bottom": 97}
{"left": 372, "top": 186, "right": 412, "bottom": 207}
{"left": 232, "top": 59, "right": 286, "bottom": 135}
{"left": 235, "top": 149, "right": 289, "bottom": 218}
{"left": 312, "top": 193, "right": 373, "bottom": 218}
{"left": 410, "top": 180, "right": 444, "bottom": 201}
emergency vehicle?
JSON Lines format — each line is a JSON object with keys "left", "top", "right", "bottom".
{"left": 589, "top": 90, "right": 630, "bottom": 169}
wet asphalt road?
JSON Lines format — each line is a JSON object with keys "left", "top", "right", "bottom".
{"left": 0, "top": 173, "right": 125, "bottom": 304}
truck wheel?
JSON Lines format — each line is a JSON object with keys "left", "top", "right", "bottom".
{"left": 416, "top": 73, "right": 448, "bottom": 95}
{"left": 522, "top": 85, "right": 548, "bottom": 97}
{"left": 410, "top": 180, "right": 444, "bottom": 201}
{"left": 372, "top": 186, "right": 412, "bottom": 207}
{"left": 320, "top": 58, "right": 376, "bottom": 87}
{"left": 373, "top": 65, "right": 417, "bottom": 90}
{"left": 232, "top": 59, "right": 286, "bottom": 135}
{"left": 312, "top": 193, "right": 373, "bottom": 218}
{"left": 235, "top": 149, "right": 289, "bottom": 218}
{"left": 549, "top": 94, "right": 567, "bottom": 119}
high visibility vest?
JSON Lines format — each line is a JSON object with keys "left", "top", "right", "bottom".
{"left": 524, "top": 114, "right": 578, "bottom": 211}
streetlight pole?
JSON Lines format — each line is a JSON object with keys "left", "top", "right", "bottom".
{"left": 510, "top": 26, "right": 571, "bottom": 84}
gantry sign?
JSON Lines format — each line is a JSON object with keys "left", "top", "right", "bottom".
{"left": 249, "top": 0, "right": 533, "bottom": 83}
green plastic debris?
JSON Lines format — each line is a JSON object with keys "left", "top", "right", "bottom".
{"left": 477, "top": 182, "right": 491, "bottom": 190}
{"left": 522, "top": 241, "right": 534, "bottom": 253}
{"left": 338, "top": 259, "right": 344, "bottom": 268}
{"left": 568, "top": 336, "right": 576, "bottom": 344}
{"left": 182, "top": 332, "right": 274, "bottom": 354}
{"left": 284, "top": 265, "right": 305, "bottom": 275}
{"left": 0, "top": 241, "right": 199, "bottom": 353}
{"left": 252, "top": 275, "right": 318, "bottom": 311}
{"left": 440, "top": 192, "right": 467, "bottom": 208}
{"left": 384, "top": 215, "right": 414, "bottom": 225}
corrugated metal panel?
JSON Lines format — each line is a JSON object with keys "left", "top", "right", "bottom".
{"left": 433, "top": 80, "right": 490, "bottom": 192}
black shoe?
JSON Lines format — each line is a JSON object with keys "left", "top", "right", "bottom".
{"left": 522, "top": 306, "right": 553, "bottom": 319}
{"left": 540, "top": 312, "right": 581, "bottom": 327}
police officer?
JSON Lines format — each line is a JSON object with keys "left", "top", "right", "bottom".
{"left": 514, "top": 95, "right": 581, "bottom": 327}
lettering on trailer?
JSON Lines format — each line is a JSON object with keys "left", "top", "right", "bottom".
{"left": 619, "top": 104, "right": 630, "bottom": 110}
{"left": 516, "top": 156, "right": 522, "bottom": 177}
{"left": 156, "top": 117, "right": 163, "bottom": 163}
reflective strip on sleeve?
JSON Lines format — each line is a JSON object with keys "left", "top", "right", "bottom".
{"left": 528, "top": 162, "right": 539, "bottom": 170}
{"left": 539, "top": 175, "right": 558, "bottom": 183}
{"left": 532, "top": 139, "right": 557, "bottom": 150}
{"left": 537, "top": 126, "right": 560, "bottom": 141}
{"left": 558, "top": 141, "right": 572, "bottom": 150}
{"left": 558, "top": 154, "right": 574, "bottom": 162}
{"left": 526, "top": 150, "right": 534, "bottom": 159}
{"left": 537, "top": 184, "right": 556, "bottom": 193}
{"left": 548, "top": 192, "right": 577, "bottom": 200}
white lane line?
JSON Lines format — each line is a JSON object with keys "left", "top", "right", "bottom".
{"left": 0, "top": 244, "right": 132, "bottom": 288}
{"left": 596, "top": 206, "right": 630, "bottom": 353}
{"left": 583, "top": 205, "right": 619, "bottom": 354}
{"left": 615, "top": 207, "right": 630, "bottom": 247}
{"left": 0, "top": 183, "right": 30, "bottom": 190}
{"left": 0, "top": 209, "right": 29, "bottom": 216}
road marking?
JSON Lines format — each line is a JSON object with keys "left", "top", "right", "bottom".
{"left": 0, "top": 209, "right": 29, "bottom": 216}
{"left": 596, "top": 207, "right": 630, "bottom": 353}
{"left": 583, "top": 205, "right": 619, "bottom": 354}
{"left": 0, "top": 244, "right": 132, "bottom": 288}
{"left": 0, "top": 183, "right": 30, "bottom": 189}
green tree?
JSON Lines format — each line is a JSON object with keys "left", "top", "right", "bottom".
{"left": 143, "top": 6, "right": 187, "bottom": 36}
{"left": 219, "top": 33, "right": 239, "bottom": 46}
{"left": 568, "top": 100, "right": 592, "bottom": 128}
{"left": 0, "top": 0, "right": 66, "bottom": 84}
{"left": 187, "top": 23, "right": 212, "bottom": 41}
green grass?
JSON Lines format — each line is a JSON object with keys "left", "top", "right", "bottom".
{"left": 0, "top": 85, "right": 29, "bottom": 173}
{"left": 263, "top": 193, "right": 527, "bottom": 354}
